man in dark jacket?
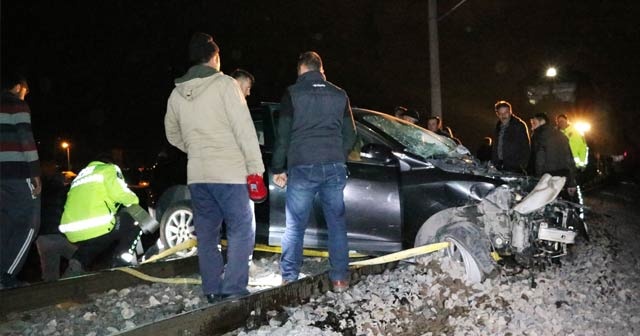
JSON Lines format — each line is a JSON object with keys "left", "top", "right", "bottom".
{"left": 530, "top": 113, "right": 577, "bottom": 195}
{"left": 491, "top": 100, "right": 531, "bottom": 174}
{"left": 0, "top": 73, "right": 41, "bottom": 288}
{"left": 271, "top": 51, "right": 356, "bottom": 292}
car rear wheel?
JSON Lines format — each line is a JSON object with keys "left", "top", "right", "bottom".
{"left": 160, "top": 202, "right": 197, "bottom": 257}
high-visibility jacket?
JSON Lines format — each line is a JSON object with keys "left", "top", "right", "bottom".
{"left": 561, "top": 124, "right": 589, "bottom": 168}
{"left": 59, "top": 161, "right": 139, "bottom": 243}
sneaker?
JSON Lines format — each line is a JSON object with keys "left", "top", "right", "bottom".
{"left": 331, "top": 279, "right": 349, "bottom": 293}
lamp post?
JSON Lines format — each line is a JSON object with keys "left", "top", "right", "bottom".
{"left": 61, "top": 141, "right": 71, "bottom": 171}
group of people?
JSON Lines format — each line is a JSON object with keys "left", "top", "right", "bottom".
{"left": 1, "top": 76, "right": 154, "bottom": 284}
{"left": 164, "top": 33, "right": 355, "bottom": 303}
{"left": 1, "top": 30, "right": 588, "bottom": 302}
{"left": 490, "top": 100, "right": 588, "bottom": 196}
{"left": 394, "top": 106, "right": 461, "bottom": 144}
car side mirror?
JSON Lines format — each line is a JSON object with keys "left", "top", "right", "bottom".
{"left": 360, "top": 143, "right": 395, "bottom": 163}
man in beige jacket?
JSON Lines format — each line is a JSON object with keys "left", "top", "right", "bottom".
{"left": 164, "top": 32, "right": 264, "bottom": 304}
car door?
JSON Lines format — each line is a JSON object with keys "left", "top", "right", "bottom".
{"left": 266, "top": 113, "right": 403, "bottom": 254}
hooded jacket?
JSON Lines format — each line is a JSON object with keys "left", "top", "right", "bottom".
{"left": 165, "top": 65, "right": 264, "bottom": 184}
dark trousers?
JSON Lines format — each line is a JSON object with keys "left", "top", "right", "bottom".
{"left": 0, "top": 178, "right": 40, "bottom": 278}
{"left": 189, "top": 183, "right": 254, "bottom": 296}
{"left": 73, "top": 209, "right": 140, "bottom": 267}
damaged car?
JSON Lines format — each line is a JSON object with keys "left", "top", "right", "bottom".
{"left": 151, "top": 103, "right": 585, "bottom": 282}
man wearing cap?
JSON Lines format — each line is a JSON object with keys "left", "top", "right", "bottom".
{"left": 165, "top": 32, "right": 264, "bottom": 303}
{"left": 271, "top": 51, "right": 356, "bottom": 292}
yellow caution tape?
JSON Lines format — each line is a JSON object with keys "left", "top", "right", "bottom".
{"left": 251, "top": 242, "right": 368, "bottom": 258}
{"left": 141, "top": 239, "right": 197, "bottom": 264}
{"left": 116, "top": 267, "right": 202, "bottom": 285}
{"left": 128, "top": 239, "right": 448, "bottom": 285}
{"left": 349, "top": 242, "right": 450, "bottom": 268}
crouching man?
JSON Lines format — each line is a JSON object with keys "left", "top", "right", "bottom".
{"left": 58, "top": 153, "right": 142, "bottom": 275}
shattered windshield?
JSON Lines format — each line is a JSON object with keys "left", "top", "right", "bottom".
{"left": 363, "top": 113, "right": 458, "bottom": 159}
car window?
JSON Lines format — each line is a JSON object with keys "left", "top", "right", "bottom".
{"left": 362, "top": 113, "right": 458, "bottom": 159}
{"left": 348, "top": 124, "right": 389, "bottom": 162}
{"left": 254, "top": 119, "right": 265, "bottom": 146}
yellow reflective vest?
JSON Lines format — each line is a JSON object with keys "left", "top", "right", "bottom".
{"left": 561, "top": 124, "right": 589, "bottom": 168}
{"left": 59, "top": 161, "right": 139, "bottom": 243}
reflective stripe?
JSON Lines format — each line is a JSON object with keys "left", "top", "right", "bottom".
{"left": 59, "top": 214, "right": 114, "bottom": 233}
{"left": 7, "top": 228, "right": 35, "bottom": 275}
{"left": 0, "top": 150, "right": 39, "bottom": 162}
{"left": 70, "top": 173, "right": 104, "bottom": 188}
{"left": 0, "top": 111, "right": 31, "bottom": 123}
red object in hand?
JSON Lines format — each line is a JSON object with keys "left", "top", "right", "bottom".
{"left": 247, "top": 174, "right": 267, "bottom": 203}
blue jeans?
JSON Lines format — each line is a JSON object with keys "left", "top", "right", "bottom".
{"left": 189, "top": 183, "right": 254, "bottom": 296}
{"left": 280, "top": 163, "right": 349, "bottom": 282}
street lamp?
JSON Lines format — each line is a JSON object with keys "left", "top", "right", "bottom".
{"left": 61, "top": 141, "right": 71, "bottom": 171}
{"left": 545, "top": 67, "right": 557, "bottom": 78}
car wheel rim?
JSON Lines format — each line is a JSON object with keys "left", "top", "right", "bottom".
{"left": 164, "top": 209, "right": 197, "bottom": 257}
{"left": 443, "top": 237, "right": 482, "bottom": 283}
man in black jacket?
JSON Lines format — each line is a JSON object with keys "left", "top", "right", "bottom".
{"left": 491, "top": 100, "right": 531, "bottom": 174}
{"left": 271, "top": 51, "right": 356, "bottom": 292}
{"left": 530, "top": 113, "right": 577, "bottom": 195}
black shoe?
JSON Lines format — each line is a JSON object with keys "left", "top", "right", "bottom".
{"left": 205, "top": 292, "right": 247, "bottom": 304}
{"left": 1, "top": 273, "right": 28, "bottom": 289}
{"left": 206, "top": 294, "right": 224, "bottom": 304}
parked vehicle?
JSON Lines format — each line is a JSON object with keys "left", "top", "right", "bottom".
{"left": 147, "top": 103, "right": 584, "bottom": 282}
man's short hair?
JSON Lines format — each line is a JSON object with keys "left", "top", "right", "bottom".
{"left": 494, "top": 100, "right": 512, "bottom": 112}
{"left": 230, "top": 69, "right": 255, "bottom": 84}
{"left": 188, "top": 32, "right": 220, "bottom": 64}
{"left": 298, "top": 51, "right": 323, "bottom": 72}
{"left": 534, "top": 112, "right": 549, "bottom": 124}
{"left": 1, "top": 71, "right": 27, "bottom": 91}
{"left": 556, "top": 114, "right": 568, "bottom": 121}
{"left": 394, "top": 106, "right": 408, "bottom": 117}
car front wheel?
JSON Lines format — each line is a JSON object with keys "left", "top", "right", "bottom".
{"left": 415, "top": 212, "right": 494, "bottom": 283}
{"left": 160, "top": 202, "right": 197, "bottom": 258}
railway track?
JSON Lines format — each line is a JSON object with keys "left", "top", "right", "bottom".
{"left": 0, "top": 255, "right": 199, "bottom": 318}
{"left": 1, "top": 250, "right": 399, "bottom": 335}
{"left": 119, "top": 260, "right": 397, "bottom": 336}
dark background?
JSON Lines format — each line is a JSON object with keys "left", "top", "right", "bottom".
{"left": 2, "top": 0, "right": 639, "bottom": 170}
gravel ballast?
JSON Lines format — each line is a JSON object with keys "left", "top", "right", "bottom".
{"left": 1, "top": 182, "right": 638, "bottom": 336}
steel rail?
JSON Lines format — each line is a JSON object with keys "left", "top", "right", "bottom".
{"left": 0, "top": 256, "right": 199, "bottom": 318}
{"left": 120, "top": 261, "right": 398, "bottom": 336}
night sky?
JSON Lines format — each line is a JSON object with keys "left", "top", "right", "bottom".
{"left": 2, "top": 0, "right": 639, "bottom": 169}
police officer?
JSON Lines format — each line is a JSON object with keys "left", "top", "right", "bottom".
{"left": 59, "top": 153, "right": 141, "bottom": 274}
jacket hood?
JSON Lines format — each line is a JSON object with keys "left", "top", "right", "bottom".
{"left": 174, "top": 64, "right": 221, "bottom": 100}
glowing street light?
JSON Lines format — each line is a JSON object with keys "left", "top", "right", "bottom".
{"left": 61, "top": 141, "right": 71, "bottom": 171}
{"left": 545, "top": 67, "right": 557, "bottom": 78}
{"left": 574, "top": 121, "right": 591, "bottom": 136}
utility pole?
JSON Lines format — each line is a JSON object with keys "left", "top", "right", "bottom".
{"left": 428, "top": 0, "right": 442, "bottom": 119}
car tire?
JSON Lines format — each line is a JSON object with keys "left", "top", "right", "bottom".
{"left": 415, "top": 212, "right": 494, "bottom": 283}
{"left": 160, "top": 202, "right": 197, "bottom": 258}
